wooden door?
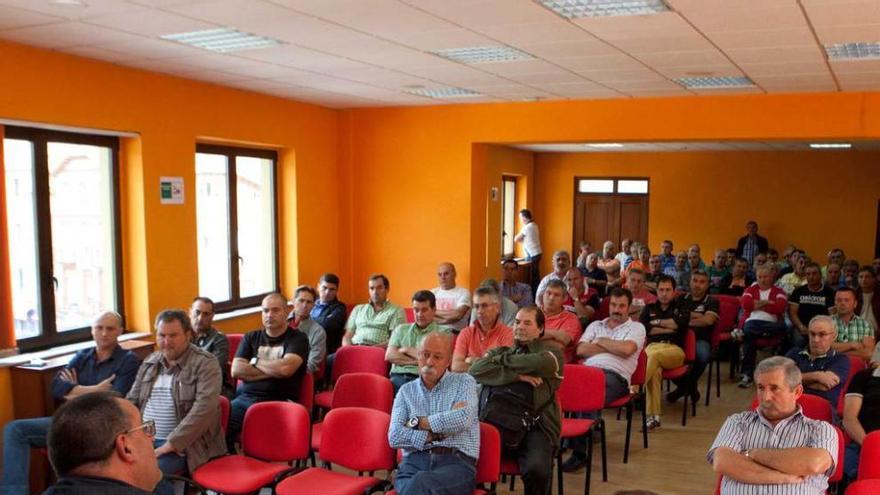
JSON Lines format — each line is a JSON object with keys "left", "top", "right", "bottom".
{"left": 573, "top": 193, "right": 648, "bottom": 254}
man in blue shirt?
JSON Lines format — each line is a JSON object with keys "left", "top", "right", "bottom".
{"left": 388, "top": 331, "right": 479, "bottom": 495}
{"left": 785, "top": 315, "right": 850, "bottom": 410}
{"left": 311, "top": 273, "right": 347, "bottom": 354}
{"left": 1, "top": 311, "right": 140, "bottom": 495}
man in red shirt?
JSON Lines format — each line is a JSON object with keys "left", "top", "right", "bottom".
{"left": 452, "top": 286, "right": 513, "bottom": 372}
{"left": 541, "top": 279, "right": 583, "bottom": 363}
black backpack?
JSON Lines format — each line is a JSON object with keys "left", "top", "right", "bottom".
{"left": 478, "top": 381, "right": 553, "bottom": 450}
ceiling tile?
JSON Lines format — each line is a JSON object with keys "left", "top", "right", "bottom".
{"left": 607, "top": 79, "right": 684, "bottom": 91}
{"left": 481, "top": 20, "right": 594, "bottom": 47}
{"left": 273, "top": 0, "right": 458, "bottom": 38}
{"left": 0, "top": 0, "right": 140, "bottom": 20}
{"left": 740, "top": 61, "right": 830, "bottom": 77}
{"left": 158, "top": 52, "right": 256, "bottom": 71}
{"left": 0, "top": 4, "right": 64, "bottom": 30}
{"left": 480, "top": 59, "right": 565, "bottom": 77}
{"left": 801, "top": 0, "right": 880, "bottom": 27}
{"left": 671, "top": 2, "right": 807, "bottom": 32}
{"left": 520, "top": 39, "right": 618, "bottom": 60}
{"left": 507, "top": 70, "right": 588, "bottom": 85}
{"left": 726, "top": 45, "right": 825, "bottom": 64}
{"left": 636, "top": 50, "right": 731, "bottom": 68}
{"left": 383, "top": 27, "right": 496, "bottom": 51}
{"left": 399, "top": 0, "right": 560, "bottom": 27}
{"left": 831, "top": 59, "right": 880, "bottom": 74}
{"left": 85, "top": 7, "right": 218, "bottom": 37}
{"left": 65, "top": 45, "right": 132, "bottom": 63}
{"left": 93, "top": 36, "right": 205, "bottom": 59}
{"left": 177, "top": 68, "right": 254, "bottom": 83}
{"left": 577, "top": 68, "right": 667, "bottom": 83}
{"left": 1, "top": 21, "right": 142, "bottom": 49}
{"left": 655, "top": 65, "right": 743, "bottom": 79}
{"left": 162, "top": 0, "right": 301, "bottom": 26}
{"left": 707, "top": 28, "right": 816, "bottom": 50}
{"left": 813, "top": 24, "right": 880, "bottom": 44}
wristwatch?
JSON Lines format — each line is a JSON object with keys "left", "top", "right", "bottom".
{"left": 249, "top": 357, "right": 259, "bottom": 367}
{"left": 406, "top": 417, "right": 419, "bottom": 429}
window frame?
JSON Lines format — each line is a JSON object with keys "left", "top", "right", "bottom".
{"left": 4, "top": 125, "right": 124, "bottom": 352}
{"left": 501, "top": 175, "right": 517, "bottom": 258}
{"left": 575, "top": 177, "right": 650, "bottom": 195}
{"left": 195, "top": 143, "right": 280, "bottom": 312}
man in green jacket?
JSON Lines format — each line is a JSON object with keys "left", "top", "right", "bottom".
{"left": 470, "top": 305, "right": 563, "bottom": 495}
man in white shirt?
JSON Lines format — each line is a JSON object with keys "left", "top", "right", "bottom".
{"left": 514, "top": 208, "right": 542, "bottom": 293}
{"left": 432, "top": 262, "right": 471, "bottom": 333}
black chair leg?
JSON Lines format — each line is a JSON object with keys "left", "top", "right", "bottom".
{"left": 584, "top": 432, "right": 593, "bottom": 495}
{"left": 599, "top": 420, "right": 607, "bottom": 482}
{"left": 715, "top": 356, "right": 721, "bottom": 398}
{"left": 705, "top": 357, "right": 713, "bottom": 407}
{"left": 622, "top": 403, "right": 633, "bottom": 463}
{"left": 640, "top": 394, "right": 648, "bottom": 449}
{"left": 557, "top": 448, "right": 564, "bottom": 495}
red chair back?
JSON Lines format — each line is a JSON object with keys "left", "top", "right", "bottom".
{"left": 331, "top": 345, "right": 389, "bottom": 382}
{"left": 597, "top": 297, "right": 610, "bottom": 320}
{"left": 241, "top": 401, "right": 310, "bottom": 462}
{"left": 712, "top": 294, "right": 741, "bottom": 309}
{"left": 319, "top": 407, "right": 395, "bottom": 472}
{"left": 297, "top": 372, "right": 315, "bottom": 413}
{"left": 630, "top": 350, "right": 647, "bottom": 387}
{"left": 227, "top": 333, "right": 244, "bottom": 364}
{"left": 712, "top": 300, "right": 739, "bottom": 347}
{"left": 847, "top": 479, "right": 880, "bottom": 494}
{"left": 331, "top": 372, "right": 393, "bottom": 413}
{"left": 748, "top": 394, "right": 834, "bottom": 423}
{"left": 218, "top": 395, "right": 230, "bottom": 433}
{"left": 559, "top": 364, "right": 605, "bottom": 413}
{"left": 683, "top": 329, "right": 696, "bottom": 361}
{"left": 476, "top": 422, "right": 501, "bottom": 485}
{"left": 404, "top": 307, "right": 415, "bottom": 323}
{"left": 858, "top": 431, "right": 880, "bottom": 479}
{"left": 830, "top": 425, "right": 845, "bottom": 483}
{"left": 838, "top": 356, "right": 867, "bottom": 416}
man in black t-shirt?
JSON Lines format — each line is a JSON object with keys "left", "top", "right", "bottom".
{"left": 788, "top": 262, "right": 836, "bottom": 350}
{"left": 842, "top": 365, "right": 880, "bottom": 480}
{"left": 668, "top": 270, "right": 720, "bottom": 403}
{"left": 227, "top": 293, "right": 309, "bottom": 452}
{"left": 719, "top": 257, "right": 754, "bottom": 296}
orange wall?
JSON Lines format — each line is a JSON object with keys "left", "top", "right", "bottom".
{"left": 534, "top": 150, "right": 880, "bottom": 268}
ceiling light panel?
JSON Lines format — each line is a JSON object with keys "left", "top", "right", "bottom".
{"left": 676, "top": 76, "right": 755, "bottom": 89}
{"left": 406, "top": 86, "right": 482, "bottom": 99}
{"left": 824, "top": 42, "right": 880, "bottom": 60}
{"left": 431, "top": 46, "right": 534, "bottom": 64}
{"left": 161, "top": 28, "right": 283, "bottom": 53}
{"left": 809, "top": 143, "right": 852, "bottom": 149}
{"left": 539, "top": 0, "right": 669, "bottom": 19}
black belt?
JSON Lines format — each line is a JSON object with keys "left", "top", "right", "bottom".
{"left": 420, "top": 447, "right": 476, "bottom": 465}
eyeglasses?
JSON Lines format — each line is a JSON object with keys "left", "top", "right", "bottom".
{"left": 124, "top": 419, "right": 156, "bottom": 438}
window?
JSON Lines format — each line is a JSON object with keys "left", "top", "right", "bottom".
{"left": 3, "top": 126, "right": 122, "bottom": 351}
{"left": 501, "top": 176, "right": 517, "bottom": 257}
{"left": 195, "top": 144, "right": 278, "bottom": 311}
{"left": 577, "top": 178, "right": 649, "bottom": 195}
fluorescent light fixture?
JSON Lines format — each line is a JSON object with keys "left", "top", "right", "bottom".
{"left": 676, "top": 76, "right": 755, "bottom": 89}
{"left": 431, "top": 46, "right": 534, "bottom": 64}
{"left": 585, "top": 143, "right": 624, "bottom": 148}
{"left": 824, "top": 42, "right": 880, "bottom": 60}
{"left": 809, "top": 143, "right": 852, "bottom": 149}
{"left": 406, "top": 86, "right": 482, "bottom": 99}
{"left": 160, "top": 28, "right": 283, "bottom": 53}
{"left": 50, "top": 0, "right": 88, "bottom": 6}
{"left": 539, "top": 0, "right": 668, "bottom": 19}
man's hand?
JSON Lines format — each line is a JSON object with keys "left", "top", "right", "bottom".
{"left": 779, "top": 474, "right": 806, "bottom": 484}
{"left": 518, "top": 374, "right": 543, "bottom": 387}
{"left": 816, "top": 372, "right": 840, "bottom": 389}
{"left": 452, "top": 401, "right": 467, "bottom": 410}
{"left": 154, "top": 442, "right": 179, "bottom": 457}
{"left": 754, "top": 300, "right": 770, "bottom": 309}
{"left": 568, "top": 285, "right": 582, "bottom": 300}
{"left": 58, "top": 368, "right": 78, "bottom": 384}
{"left": 95, "top": 374, "right": 116, "bottom": 391}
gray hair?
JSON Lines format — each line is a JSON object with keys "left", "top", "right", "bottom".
{"left": 754, "top": 356, "right": 801, "bottom": 389}
{"left": 474, "top": 284, "right": 501, "bottom": 304}
{"left": 419, "top": 331, "right": 453, "bottom": 355}
{"left": 808, "top": 315, "right": 837, "bottom": 335}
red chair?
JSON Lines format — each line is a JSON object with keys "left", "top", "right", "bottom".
{"left": 596, "top": 297, "right": 610, "bottom": 321}
{"left": 706, "top": 297, "right": 740, "bottom": 405}
{"left": 661, "top": 329, "right": 697, "bottom": 426}
{"left": 847, "top": 479, "right": 880, "bottom": 494}
{"left": 605, "top": 349, "right": 648, "bottom": 463}
{"left": 830, "top": 425, "right": 845, "bottom": 486}
{"left": 314, "top": 346, "right": 389, "bottom": 410}
{"left": 556, "top": 364, "right": 607, "bottom": 495}
{"left": 837, "top": 355, "right": 866, "bottom": 417}
{"left": 226, "top": 333, "right": 244, "bottom": 365}
{"left": 858, "top": 431, "right": 880, "bottom": 479}
{"left": 404, "top": 307, "right": 415, "bottom": 323}
{"left": 749, "top": 394, "right": 834, "bottom": 423}
{"left": 218, "top": 395, "right": 230, "bottom": 433}
{"left": 192, "top": 401, "right": 311, "bottom": 494}
{"left": 297, "top": 372, "right": 315, "bottom": 414}
{"left": 276, "top": 407, "right": 395, "bottom": 495}
{"left": 311, "top": 373, "right": 393, "bottom": 464}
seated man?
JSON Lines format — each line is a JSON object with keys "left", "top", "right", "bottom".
{"left": 708, "top": 356, "right": 837, "bottom": 495}
{"left": 387, "top": 290, "right": 442, "bottom": 392}
{"left": 432, "top": 263, "right": 472, "bottom": 333}
{"left": 668, "top": 251, "right": 688, "bottom": 285}
{"left": 43, "top": 391, "right": 162, "bottom": 495}
{"left": 842, "top": 359, "right": 880, "bottom": 481}
{"left": 822, "top": 248, "right": 846, "bottom": 279}
{"left": 228, "top": 294, "right": 309, "bottom": 452}
{"left": 623, "top": 244, "right": 650, "bottom": 279}
{"left": 686, "top": 244, "right": 707, "bottom": 272}
{"left": 470, "top": 306, "right": 563, "bottom": 495}
{"left": 341, "top": 274, "right": 406, "bottom": 348}
{"left": 842, "top": 259, "right": 860, "bottom": 289}
{"left": 658, "top": 240, "right": 676, "bottom": 274}
{"left": 707, "top": 249, "right": 730, "bottom": 294}
{"left": 778, "top": 252, "right": 808, "bottom": 296}
{"left": 575, "top": 241, "right": 593, "bottom": 272}
{"left": 453, "top": 287, "right": 513, "bottom": 372}
{"left": 1, "top": 312, "right": 140, "bottom": 495}
{"left": 825, "top": 262, "right": 845, "bottom": 290}
{"left": 388, "top": 332, "right": 479, "bottom": 495}
{"left": 563, "top": 288, "right": 645, "bottom": 471}
{"left": 720, "top": 257, "right": 754, "bottom": 296}
{"left": 785, "top": 315, "right": 849, "bottom": 411}
{"left": 598, "top": 241, "right": 622, "bottom": 289}
{"left": 640, "top": 275, "right": 690, "bottom": 431}
{"left": 562, "top": 267, "right": 599, "bottom": 325}
{"left": 501, "top": 258, "right": 534, "bottom": 308}
{"left": 738, "top": 265, "right": 788, "bottom": 388}
{"left": 645, "top": 255, "right": 665, "bottom": 292}
{"left": 615, "top": 239, "right": 633, "bottom": 269}
{"left": 582, "top": 252, "right": 608, "bottom": 297}
{"left": 536, "top": 250, "right": 573, "bottom": 303}
{"left": 311, "top": 273, "right": 347, "bottom": 354}
{"left": 128, "top": 310, "right": 226, "bottom": 476}
{"left": 540, "top": 279, "right": 583, "bottom": 363}
{"left": 288, "top": 285, "right": 327, "bottom": 374}
{"left": 668, "top": 270, "right": 719, "bottom": 404}
{"left": 190, "top": 297, "right": 234, "bottom": 399}
{"left": 832, "top": 287, "right": 876, "bottom": 361}
{"left": 626, "top": 268, "right": 657, "bottom": 319}
{"left": 788, "top": 262, "right": 836, "bottom": 350}
{"left": 855, "top": 265, "right": 880, "bottom": 332}
{"left": 469, "top": 279, "right": 518, "bottom": 327}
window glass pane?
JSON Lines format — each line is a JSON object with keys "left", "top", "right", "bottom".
{"left": 617, "top": 179, "right": 649, "bottom": 194}
{"left": 195, "top": 153, "right": 231, "bottom": 302}
{"left": 502, "top": 179, "right": 516, "bottom": 255}
{"left": 577, "top": 179, "right": 614, "bottom": 193}
{"left": 3, "top": 139, "right": 42, "bottom": 339}
{"left": 236, "top": 156, "right": 275, "bottom": 298}
{"left": 47, "top": 142, "right": 116, "bottom": 332}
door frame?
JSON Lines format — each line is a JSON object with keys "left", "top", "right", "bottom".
{"left": 571, "top": 176, "right": 651, "bottom": 256}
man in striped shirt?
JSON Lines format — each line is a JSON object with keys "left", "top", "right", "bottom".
{"left": 708, "top": 356, "right": 837, "bottom": 495}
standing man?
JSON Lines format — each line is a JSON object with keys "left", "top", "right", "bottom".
{"left": 514, "top": 209, "right": 542, "bottom": 295}
{"left": 1, "top": 312, "right": 140, "bottom": 495}
{"left": 453, "top": 287, "right": 514, "bottom": 372}
{"left": 501, "top": 258, "right": 534, "bottom": 308}
{"left": 832, "top": 287, "right": 876, "bottom": 361}
{"left": 536, "top": 250, "right": 573, "bottom": 304}
{"left": 288, "top": 285, "right": 327, "bottom": 374}
{"left": 735, "top": 220, "right": 769, "bottom": 265}
{"left": 127, "top": 310, "right": 226, "bottom": 476}
{"left": 388, "top": 332, "right": 479, "bottom": 495}
{"left": 432, "top": 263, "right": 472, "bottom": 333}
{"left": 190, "top": 297, "right": 234, "bottom": 399}
{"left": 785, "top": 316, "right": 849, "bottom": 411}
{"left": 341, "top": 274, "right": 406, "bottom": 348}
{"left": 387, "top": 290, "right": 442, "bottom": 393}
{"left": 470, "top": 306, "right": 563, "bottom": 495}
{"left": 708, "top": 357, "right": 837, "bottom": 494}
{"left": 311, "top": 273, "right": 347, "bottom": 354}
{"left": 668, "top": 270, "right": 719, "bottom": 404}
{"left": 788, "top": 263, "right": 836, "bottom": 351}
{"left": 228, "top": 294, "right": 309, "bottom": 452}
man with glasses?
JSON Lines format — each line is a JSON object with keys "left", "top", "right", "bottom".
{"left": 1, "top": 311, "right": 140, "bottom": 495}
{"left": 43, "top": 391, "right": 163, "bottom": 494}
{"left": 785, "top": 316, "right": 850, "bottom": 410}
{"left": 127, "top": 309, "right": 226, "bottom": 477}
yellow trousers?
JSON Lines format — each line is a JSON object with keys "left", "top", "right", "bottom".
{"left": 645, "top": 342, "right": 685, "bottom": 416}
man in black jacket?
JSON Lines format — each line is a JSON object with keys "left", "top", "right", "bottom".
{"left": 735, "top": 220, "right": 769, "bottom": 266}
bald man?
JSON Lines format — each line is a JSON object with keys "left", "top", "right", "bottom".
{"left": 432, "top": 263, "right": 472, "bottom": 333}
{"left": 2, "top": 312, "right": 141, "bottom": 495}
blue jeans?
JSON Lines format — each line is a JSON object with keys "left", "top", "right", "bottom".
{"left": 845, "top": 442, "right": 861, "bottom": 481}
{"left": 1, "top": 416, "right": 51, "bottom": 495}
{"left": 673, "top": 340, "right": 712, "bottom": 391}
{"left": 390, "top": 373, "right": 418, "bottom": 395}
{"left": 226, "top": 393, "right": 266, "bottom": 453}
{"left": 741, "top": 320, "right": 786, "bottom": 377}
{"left": 153, "top": 439, "right": 186, "bottom": 495}
{"left": 394, "top": 451, "right": 476, "bottom": 495}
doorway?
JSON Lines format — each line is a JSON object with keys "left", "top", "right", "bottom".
{"left": 573, "top": 177, "right": 649, "bottom": 255}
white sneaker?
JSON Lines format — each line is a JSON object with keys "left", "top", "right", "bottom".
{"left": 730, "top": 328, "right": 744, "bottom": 341}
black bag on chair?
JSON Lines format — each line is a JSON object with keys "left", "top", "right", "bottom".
{"left": 478, "top": 381, "right": 552, "bottom": 450}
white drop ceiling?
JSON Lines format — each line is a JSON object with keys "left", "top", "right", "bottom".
{"left": 515, "top": 140, "right": 880, "bottom": 152}
{"left": 1, "top": 0, "right": 879, "bottom": 108}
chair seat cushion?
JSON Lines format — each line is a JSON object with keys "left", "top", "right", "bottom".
{"left": 311, "top": 422, "right": 323, "bottom": 451}
{"left": 661, "top": 367, "right": 688, "bottom": 380}
{"left": 500, "top": 457, "right": 520, "bottom": 475}
{"left": 275, "top": 467, "right": 380, "bottom": 495}
{"left": 314, "top": 391, "right": 333, "bottom": 409}
{"left": 560, "top": 418, "right": 596, "bottom": 438}
{"left": 606, "top": 394, "right": 633, "bottom": 408}
{"left": 192, "top": 455, "right": 290, "bottom": 494}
